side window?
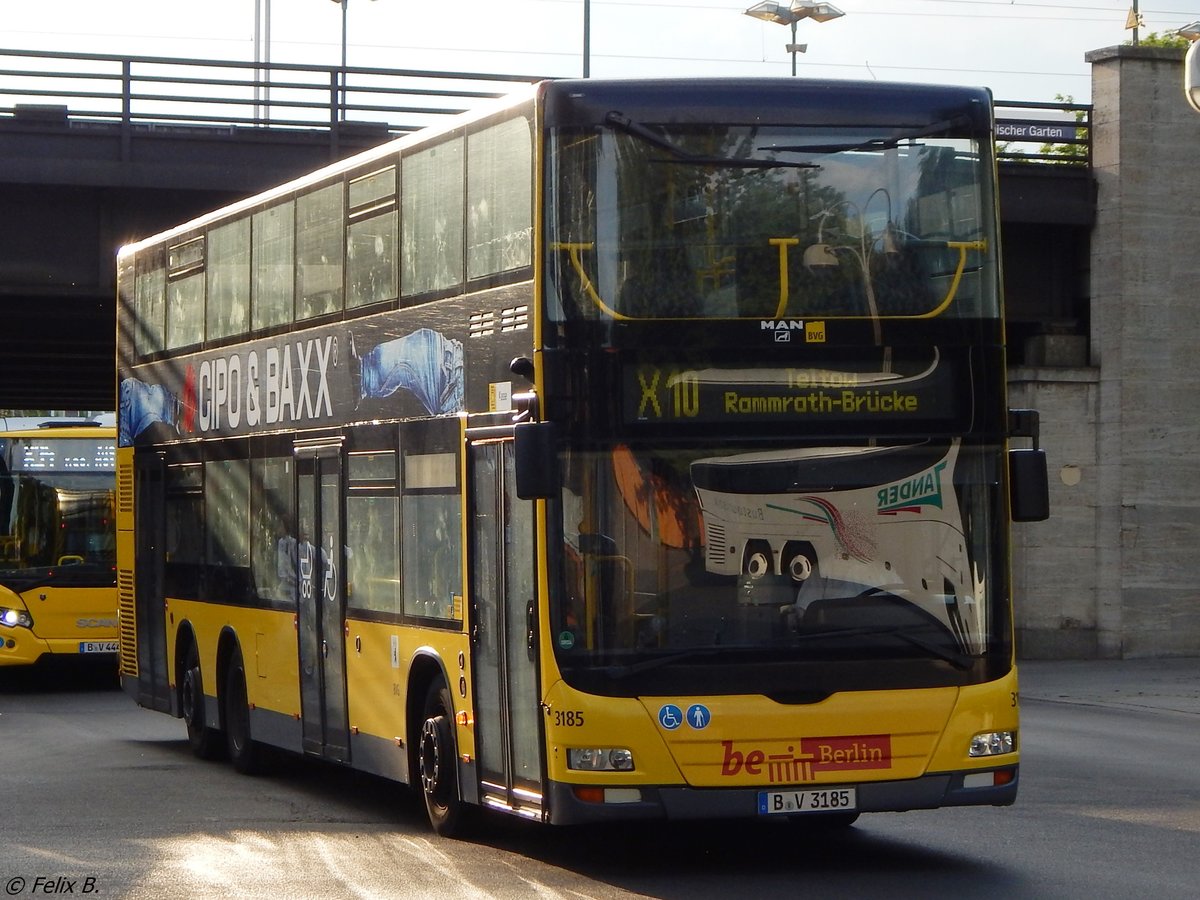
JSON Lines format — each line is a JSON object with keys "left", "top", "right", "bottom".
{"left": 347, "top": 165, "right": 398, "bottom": 310}
{"left": 207, "top": 218, "right": 251, "bottom": 341}
{"left": 134, "top": 249, "right": 166, "bottom": 358}
{"left": 166, "top": 236, "right": 205, "bottom": 350}
{"left": 401, "top": 423, "right": 461, "bottom": 621}
{"left": 402, "top": 137, "right": 464, "bottom": 299}
{"left": 205, "top": 455, "right": 251, "bottom": 601}
{"left": 164, "top": 463, "right": 204, "bottom": 600}
{"left": 297, "top": 183, "right": 344, "bottom": 320}
{"left": 251, "top": 454, "right": 295, "bottom": 606}
{"left": 345, "top": 449, "right": 400, "bottom": 615}
{"left": 253, "top": 201, "right": 295, "bottom": 331}
{"left": 467, "top": 116, "right": 532, "bottom": 279}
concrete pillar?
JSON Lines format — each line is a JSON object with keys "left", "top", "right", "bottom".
{"left": 1084, "top": 45, "right": 1200, "bottom": 657}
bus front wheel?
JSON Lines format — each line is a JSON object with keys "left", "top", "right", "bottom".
{"left": 181, "top": 642, "right": 223, "bottom": 761}
{"left": 744, "top": 542, "right": 773, "bottom": 579}
{"left": 418, "top": 681, "right": 469, "bottom": 837}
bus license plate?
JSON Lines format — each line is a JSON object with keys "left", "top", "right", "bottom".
{"left": 79, "top": 641, "right": 119, "bottom": 654}
{"left": 758, "top": 787, "right": 857, "bottom": 816}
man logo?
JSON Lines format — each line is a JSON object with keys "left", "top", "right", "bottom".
{"left": 761, "top": 319, "right": 825, "bottom": 343}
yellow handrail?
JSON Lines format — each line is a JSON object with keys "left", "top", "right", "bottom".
{"left": 552, "top": 237, "right": 988, "bottom": 322}
{"left": 915, "top": 239, "right": 988, "bottom": 318}
{"left": 550, "top": 242, "right": 631, "bottom": 321}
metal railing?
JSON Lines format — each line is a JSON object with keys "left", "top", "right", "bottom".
{"left": 0, "top": 47, "right": 547, "bottom": 135}
{"left": 995, "top": 98, "right": 1092, "bottom": 167}
{"left": 1, "top": 49, "right": 1092, "bottom": 165}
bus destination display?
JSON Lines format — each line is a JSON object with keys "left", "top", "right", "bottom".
{"left": 4, "top": 439, "right": 116, "bottom": 472}
{"left": 624, "top": 354, "right": 959, "bottom": 425}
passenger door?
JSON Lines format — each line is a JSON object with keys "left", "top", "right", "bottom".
{"left": 468, "top": 432, "right": 544, "bottom": 818}
{"left": 129, "top": 451, "right": 170, "bottom": 712}
{"left": 295, "top": 441, "right": 350, "bottom": 763}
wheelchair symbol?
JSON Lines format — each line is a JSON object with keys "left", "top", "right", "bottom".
{"left": 658, "top": 704, "right": 683, "bottom": 730}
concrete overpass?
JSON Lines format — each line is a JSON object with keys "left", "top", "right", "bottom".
{"left": 0, "top": 48, "right": 1093, "bottom": 410}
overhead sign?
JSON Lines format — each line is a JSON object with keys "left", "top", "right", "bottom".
{"left": 996, "top": 121, "right": 1077, "bottom": 142}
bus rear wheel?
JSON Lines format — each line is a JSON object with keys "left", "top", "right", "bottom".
{"left": 224, "top": 646, "right": 264, "bottom": 775}
{"left": 418, "top": 681, "right": 469, "bottom": 837}
{"left": 181, "top": 642, "right": 223, "bottom": 760}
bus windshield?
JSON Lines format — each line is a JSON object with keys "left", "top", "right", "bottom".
{"left": 552, "top": 438, "right": 1005, "bottom": 694}
{"left": 0, "top": 437, "right": 116, "bottom": 573}
{"left": 547, "top": 123, "right": 997, "bottom": 322}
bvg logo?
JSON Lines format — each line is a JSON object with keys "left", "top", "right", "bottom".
{"left": 720, "top": 734, "right": 891, "bottom": 783}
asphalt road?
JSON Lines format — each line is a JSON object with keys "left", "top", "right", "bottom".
{"left": 1, "top": 659, "right": 1197, "bottom": 899}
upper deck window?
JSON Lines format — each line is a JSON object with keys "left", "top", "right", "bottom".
{"left": 208, "top": 218, "right": 250, "bottom": 341}
{"left": 166, "top": 236, "right": 205, "bottom": 349}
{"left": 467, "top": 117, "right": 533, "bottom": 279}
{"left": 347, "top": 165, "right": 398, "bottom": 310}
{"left": 546, "top": 123, "right": 997, "bottom": 322}
{"left": 134, "top": 250, "right": 166, "bottom": 358}
{"left": 402, "top": 138, "right": 464, "bottom": 299}
{"left": 297, "top": 183, "right": 345, "bottom": 320}
{"left": 252, "top": 201, "right": 295, "bottom": 331}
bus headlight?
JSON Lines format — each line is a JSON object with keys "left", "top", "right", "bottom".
{"left": 1, "top": 606, "right": 34, "bottom": 629}
{"left": 969, "top": 730, "right": 1016, "bottom": 757}
{"left": 567, "top": 748, "right": 635, "bottom": 771}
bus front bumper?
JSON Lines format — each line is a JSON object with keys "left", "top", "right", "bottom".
{"left": 0, "top": 632, "right": 118, "bottom": 667}
{"left": 546, "top": 765, "right": 1018, "bottom": 825}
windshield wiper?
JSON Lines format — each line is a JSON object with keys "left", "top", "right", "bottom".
{"left": 605, "top": 111, "right": 819, "bottom": 170}
{"left": 603, "top": 646, "right": 757, "bottom": 679}
{"left": 759, "top": 115, "right": 972, "bottom": 156}
{"left": 791, "top": 622, "right": 975, "bottom": 670}
{"left": 600, "top": 624, "right": 973, "bottom": 678}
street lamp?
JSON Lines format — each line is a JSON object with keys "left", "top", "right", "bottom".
{"left": 329, "top": 0, "right": 378, "bottom": 119}
{"left": 744, "top": 1, "right": 845, "bottom": 76}
{"left": 254, "top": 0, "right": 273, "bottom": 123}
{"left": 584, "top": 0, "right": 591, "bottom": 78}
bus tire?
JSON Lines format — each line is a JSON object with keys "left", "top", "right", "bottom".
{"left": 744, "top": 542, "right": 773, "bottom": 579}
{"left": 418, "top": 680, "right": 469, "bottom": 837}
{"left": 181, "top": 641, "right": 224, "bottom": 761}
{"left": 224, "top": 646, "right": 264, "bottom": 775}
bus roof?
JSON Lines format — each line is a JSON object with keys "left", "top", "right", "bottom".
{"left": 540, "top": 77, "right": 994, "bottom": 130}
{"left": 115, "top": 77, "right": 994, "bottom": 261}
{"left": 0, "top": 413, "right": 116, "bottom": 434}
{"left": 116, "top": 80, "right": 543, "bottom": 260}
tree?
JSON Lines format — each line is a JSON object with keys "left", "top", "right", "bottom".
{"left": 1038, "top": 94, "right": 1088, "bottom": 164}
{"left": 1130, "top": 32, "right": 1189, "bottom": 49}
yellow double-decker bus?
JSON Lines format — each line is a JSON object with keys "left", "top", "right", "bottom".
{"left": 116, "top": 78, "right": 1048, "bottom": 835}
{"left": 0, "top": 414, "right": 118, "bottom": 668}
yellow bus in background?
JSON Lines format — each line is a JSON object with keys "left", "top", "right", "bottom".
{"left": 116, "top": 78, "right": 1048, "bottom": 836}
{"left": 0, "top": 414, "right": 118, "bottom": 668}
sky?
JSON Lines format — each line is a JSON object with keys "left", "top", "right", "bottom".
{"left": 3, "top": 0, "right": 1199, "bottom": 104}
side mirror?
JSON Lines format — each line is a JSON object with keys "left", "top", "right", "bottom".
{"left": 1009, "top": 448, "right": 1049, "bottom": 522}
{"left": 513, "top": 420, "right": 557, "bottom": 500}
{"left": 1008, "top": 408, "right": 1050, "bottom": 522}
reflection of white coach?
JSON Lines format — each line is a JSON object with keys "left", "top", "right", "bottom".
{"left": 690, "top": 440, "right": 983, "bottom": 645}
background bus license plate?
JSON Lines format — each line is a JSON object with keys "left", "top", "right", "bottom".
{"left": 79, "top": 641, "right": 119, "bottom": 653}
{"left": 758, "top": 787, "right": 857, "bottom": 815}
